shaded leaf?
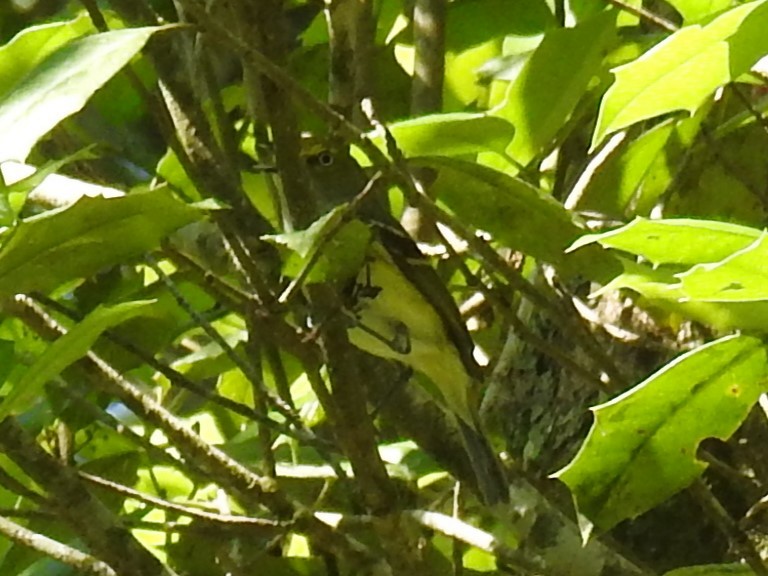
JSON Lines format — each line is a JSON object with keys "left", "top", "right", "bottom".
{"left": 413, "top": 156, "right": 617, "bottom": 278}
{"left": 0, "top": 188, "right": 202, "bottom": 296}
{"left": 571, "top": 121, "right": 675, "bottom": 218}
{"left": 0, "top": 26, "right": 165, "bottom": 162}
{"left": 0, "top": 300, "right": 157, "bottom": 419}
{"left": 497, "top": 10, "right": 617, "bottom": 164}
{"left": 265, "top": 206, "right": 371, "bottom": 284}
{"left": 665, "top": 564, "right": 755, "bottom": 576}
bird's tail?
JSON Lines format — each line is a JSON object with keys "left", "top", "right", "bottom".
{"left": 458, "top": 418, "right": 508, "bottom": 506}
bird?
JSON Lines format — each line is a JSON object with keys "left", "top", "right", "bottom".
{"left": 301, "top": 138, "right": 508, "bottom": 505}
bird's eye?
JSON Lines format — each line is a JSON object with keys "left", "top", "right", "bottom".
{"left": 316, "top": 151, "right": 334, "bottom": 166}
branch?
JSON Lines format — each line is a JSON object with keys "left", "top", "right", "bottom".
{"left": 0, "top": 417, "right": 172, "bottom": 576}
{"left": 80, "top": 472, "right": 287, "bottom": 536}
{"left": 0, "top": 513, "right": 117, "bottom": 576}
{"left": 4, "top": 294, "right": 380, "bottom": 570}
{"left": 411, "top": 0, "right": 446, "bottom": 114}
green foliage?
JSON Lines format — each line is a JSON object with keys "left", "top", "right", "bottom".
{"left": 593, "top": 0, "right": 768, "bottom": 148}
{"left": 0, "top": 15, "right": 94, "bottom": 100}
{"left": 0, "top": 300, "right": 156, "bottom": 420}
{"left": 0, "top": 26, "right": 163, "bottom": 161}
{"left": 266, "top": 207, "right": 371, "bottom": 284}
{"left": 497, "top": 10, "right": 617, "bottom": 164}
{"left": 1, "top": 0, "right": 768, "bottom": 575}
{"left": 0, "top": 189, "right": 201, "bottom": 296}
{"left": 574, "top": 219, "right": 768, "bottom": 331}
{"left": 571, "top": 218, "right": 762, "bottom": 266}
{"left": 374, "top": 112, "right": 515, "bottom": 157}
{"left": 556, "top": 334, "right": 768, "bottom": 539}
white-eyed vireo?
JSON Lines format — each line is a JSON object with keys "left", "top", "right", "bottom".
{"left": 302, "top": 140, "right": 508, "bottom": 505}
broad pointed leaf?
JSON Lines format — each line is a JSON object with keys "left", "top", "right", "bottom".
{"left": 679, "top": 232, "right": 768, "bottom": 301}
{"left": 0, "top": 26, "right": 165, "bottom": 162}
{"left": 497, "top": 10, "right": 617, "bottom": 164}
{"left": 0, "top": 15, "right": 94, "bottom": 101}
{"left": 593, "top": 0, "right": 768, "bottom": 148}
{"left": 413, "top": 156, "right": 617, "bottom": 279}
{"left": 0, "top": 188, "right": 202, "bottom": 296}
{"left": 371, "top": 113, "right": 515, "bottom": 158}
{"left": 570, "top": 218, "right": 761, "bottom": 266}
{"left": 554, "top": 335, "right": 768, "bottom": 540}
{"left": 595, "top": 258, "right": 768, "bottom": 332}
{"left": 265, "top": 206, "right": 371, "bottom": 284}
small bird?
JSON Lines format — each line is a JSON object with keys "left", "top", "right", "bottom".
{"left": 302, "top": 139, "right": 508, "bottom": 505}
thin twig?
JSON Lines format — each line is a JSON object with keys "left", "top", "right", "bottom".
{"left": 690, "top": 479, "right": 768, "bottom": 576}
{"left": 80, "top": 472, "right": 287, "bottom": 532}
{"left": 604, "top": 0, "right": 677, "bottom": 31}
{"left": 0, "top": 417, "right": 171, "bottom": 576}
{"left": 143, "top": 254, "right": 301, "bottom": 426}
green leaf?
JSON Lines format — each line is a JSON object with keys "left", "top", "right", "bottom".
{"left": 0, "top": 15, "right": 94, "bottom": 102}
{"left": 571, "top": 120, "right": 676, "bottom": 217}
{"left": 592, "top": 0, "right": 768, "bottom": 148}
{"left": 597, "top": 258, "right": 768, "bottom": 332}
{"left": 679, "top": 232, "right": 768, "bottom": 301}
{"left": 496, "top": 10, "right": 617, "bottom": 165}
{"left": 0, "top": 300, "right": 157, "bottom": 420}
{"left": 441, "top": 0, "right": 555, "bottom": 108}
{"left": 0, "top": 26, "right": 165, "bottom": 162}
{"left": 156, "top": 148, "right": 202, "bottom": 202}
{"left": 665, "top": 0, "right": 734, "bottom": 23}
{"left": 0, "top": 188, "right": 202, "bottom": 296}
{"left": 372, "top": 113, "right": 515, "bottom": 158}
{"left": 0, "top": 147, "right": 102, "bottom": 225}
{"left": 665, "top": 564, "right": 755, "bottom": 576}
{"left": 265, "top": 206, "right": 371, "bottom": 284}
{"left": 413, "top": 156, "right": 616, "bottom": 278}
{"left": 554, "top": 334, "right": 768, "bottom": 540}
{"left": 569, "top": 218, "right": 761, "bottom": 266}
{"left": 629, "top": 108, "right": 707, "bottom": 216}
{"left": 0, "top": 339, "right": 15, "bottom": 386}
{"left": 667, "top": 149, "right": 768, "bottom": 227}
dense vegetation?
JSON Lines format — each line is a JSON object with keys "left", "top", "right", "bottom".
{"left": 2, "top": 1, "right": 768, "bottom": 575}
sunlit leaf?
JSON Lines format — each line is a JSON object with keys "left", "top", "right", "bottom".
{"left": 665, "top": 0, "right": 734, "bottom": 23}
{"left": 593, "top": 0, "right": 768, "bottom": 148}
{"left": 498, "top": 10, "right": 617, "bottom": 164}
{"left": 570, "top": 218, "right": 761, "bottom": 266}
{"left": 0, "top": 148, "right": 104, "bottom": 225}
{"left": 679, "top": 232, "right": 768, "bottom": 301}
{"left": 0, "top": 15, "right": 94, "bottom": 101}
{"left": 371, "top": 113, "right": 515, "bottom": 158}
{"left": 596, "top": 258, "right": 768, "bottom": 332}
{"left": 555, "top": 335, "right": 768, "bottom": 540}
